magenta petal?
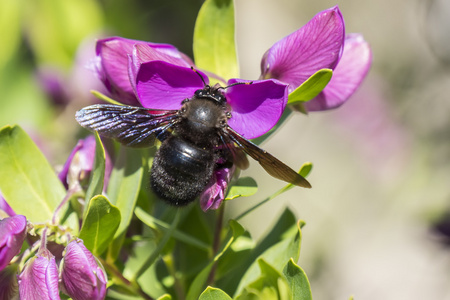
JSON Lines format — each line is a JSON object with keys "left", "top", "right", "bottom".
{"left": 18, "top": 249, "right": 60, "bottom": 300}
{"left": 225, "top": 79, "right": 288, "bottom": 139}
{"left": 200, "top": 166, "right": 235, "bottom": 211}
{"left": 0, "top": 215, "right": 27, "bottom": 271}
{"left": 305, "top": 33, "right": 372, "bottom": 111}
{"left": 260, "top": 6, "right": 345, "bottom": 92}
{"left": 60, "top": 239, "right": 107, "bottom": 300}
{"left": 135, "top": 61, "right": 207, "bottom": 109}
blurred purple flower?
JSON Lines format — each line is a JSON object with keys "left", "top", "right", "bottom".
{"left": 60, "top": 239, "right": 107, "bottom": 300}
{"left": 260, "top": 6, "right": 371, "bottom": 111}
{"left": 58, "top": 135, "right": 112, "bottom": 190}
{"left": 0, "top": 215, "right": 27, "bottom": 271}
{"left": 200, "top": 166, "right": 235, "bottom": 211}
{"left": 18, "top": 249, "right": 60, "bottom": 300}
{"left": 0, "top": 264, "right": 19, "bottom": 299}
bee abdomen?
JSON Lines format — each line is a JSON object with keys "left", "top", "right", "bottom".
{"left": 150, "top": 136, "right": 215, "bottom": 206}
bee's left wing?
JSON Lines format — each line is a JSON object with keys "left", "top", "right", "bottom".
{"left": 75, "top": 104, "right": 178, "bottom": 147}
{"left": 224, "top": 126, "right": 311, "bottom": 188}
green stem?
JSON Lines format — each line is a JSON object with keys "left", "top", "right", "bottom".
{"left": 132, "top": 208, "right": 181, "bottom": 281}
{"left": 207, "top": 203, "right": 225, "bottom": 285}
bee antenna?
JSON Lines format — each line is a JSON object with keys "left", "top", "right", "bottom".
{"left": 218, "top": 81, "right": 253, "bottom": 91}
{"left": 191, "top": 66, "right": 208, "bottom": 87}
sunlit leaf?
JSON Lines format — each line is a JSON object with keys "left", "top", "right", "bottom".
{"left": 84, "top": 132, "right": 105, "bottom": 207}
{"left": 288, "top": 69, "right": 333, "bottom": 105}
{"left": 226, "top": 177, "right": 258, "bottom": 200}
{"left": 193, "top": 0, "right": 238, "bottom": 80}
{"left": 0, "top": 125, "right": 66, "bottom": 223}
{"left": 283, "top": 258, "right": 312, "bottom": 300}
{"left": 79, "top": 195, "right": 121, "bottom": 256}
{"left": 199, "top": 287, "right": 233, "bottom": 300}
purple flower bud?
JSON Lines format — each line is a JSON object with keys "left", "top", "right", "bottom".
{"left": 0, "top": 264, "right": 19, "bottom": 299}
{"left": 60, "top": 239, "right": 107, "bottom": 300}
{"left": 200, "top": 166, "right": 235, "bottom": 211}
{"left": 0, "top": 215, "right": 27, "bottom": 271}
{"left": 58, "top": 135, "right": 112, "bottom": 191}
{"left": 18, "top": 249, "right": 60, "bottom": 300}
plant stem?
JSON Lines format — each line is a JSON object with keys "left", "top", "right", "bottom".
{"left": 207, "top": 202, "right": 225, "bottom": 286}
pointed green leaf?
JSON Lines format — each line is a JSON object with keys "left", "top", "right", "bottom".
{"left": 288, "top": 69, "right": 333, "bottom": 105}
{"left": 283, "top": 258, "right": 312, "bottom": 300}
{"left": 193, "top": 0, "right": 238, "bottom": 80}
{"left": 91, "top": 90, "right": 123, "bottom": 105}
{"left": 84, "top": 132, "right": 105, "bottom": 206}
{"left": 157, "top": 295, "right": 172, "bottom": 300}
{"left": 79, "top": 195, "right": 121, "bottom": 256}
{"left": 0, "top": 125, "right": 66, "bottom": 223}
{"left": 199, "top": 287, "right": 233, "bottom": 300}
{"left": 106, "top": 146, "right": 146, "bottom": 260}
{"left": 225, "top": 177, "right": 258, "bottom": 200}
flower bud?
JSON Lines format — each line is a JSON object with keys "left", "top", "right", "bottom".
{"left": 0, "top": 264, "right": 19, "bottom": 299}
{"left": 0, "top": 215, "right": 27, "bottom": 271}
{"left": 18, "top": 249, "right": 60, "bottom": 300}
{"left": 60, "top": 239, "right": 107, "bottom": 300}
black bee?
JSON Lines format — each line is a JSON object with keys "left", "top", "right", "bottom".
{"left": 75, "top": 81, "right": 311, "bottom": 206}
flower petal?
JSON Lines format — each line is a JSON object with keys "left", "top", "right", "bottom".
{"left": 18, "top": 249, "right": 60, "bottom": 300}
{"left": 135, "top": 61, "right": 207, "bottom": 109}
{"left": 225, "top": 79, "right": 288, "bottom": 139}
{"left": 200, "top": 166, "right": 234, "bottom": 211}
{"left": 305, "top": 33, "right": 372, "bottom": 111}
{"left": 97, "top": 37, "right": 192, "bottom": 105}
{"left": 0, "top": 215, "right": 27, "bottom": 271}
{"left": 260, "top": 6, "right": 345, "bottom": 92}
{"left": 60, "top": 239, "right": 107, "bottom": 300}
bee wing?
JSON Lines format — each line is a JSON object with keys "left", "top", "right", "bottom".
{"left": 75, "top": 104, "right": 178, "bottom": 148}
{"left": 224, "top": 126, "right": 311, "bottom": 188}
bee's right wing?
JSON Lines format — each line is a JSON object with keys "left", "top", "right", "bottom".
{"left": 75, "top": 104, "right": 178, "bottom": 147}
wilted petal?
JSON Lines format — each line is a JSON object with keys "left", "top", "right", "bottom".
{"left": 200, "top": 166, "right": 235, "bottom": 211}
{"left": 0, "top": 215, "right": 27, "bottom": 271}
{"left": 60, "top": 239, "right": 107, "bottom": 300}
{"left": 225, "top": 79, "right": 288, "bottom": 139}
{"left": 260, "top": 6, "right": 345, "bottom": 92}
{"left": 18, "top": 249, "right": 60, "bottom": 300}
{"left": 305, "top": 34, "right": 372, "bottom": 111}
{"left": 0, "top": 264, "right": 19, "bottom": 299}
{"left": 135, "top": 61, "right": 206, "bottom": 109}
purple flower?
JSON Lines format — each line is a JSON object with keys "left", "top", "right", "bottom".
{"left": 94, "top": 36, "right": 289, "bottom": 208}
{"left": 95, "top": 37, "right": 194, "bottom": 106}
{"left": 18, "top": 249, "right": 60, "bottom": 300}
{"left": 0, "top": 215, "right": 27, "bottom": 271}
{"left": 60, "top": 239, "right": 107, "bottom": 300}
{"left": 0, "top": 264, "right": 19, "bottom": 299}
{"left": 58, "top": 135, "right": 112, "bottom": 190}
{"left": 200, "top": 166, "right": 235, "bottom": 211}
{"left": 260, "top": 6, "right": 371, "bottom": 111}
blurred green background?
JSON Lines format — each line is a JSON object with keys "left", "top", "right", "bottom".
{"left": 1, "top": 0, "right": 449, "bottom": 299}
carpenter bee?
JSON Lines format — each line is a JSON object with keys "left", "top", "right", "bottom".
{"left": 75, "top": 78, "right": 311, "bottom": 206}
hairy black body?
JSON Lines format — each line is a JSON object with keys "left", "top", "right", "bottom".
{"left": 75, "top": 83, "right": 311, "bottom": 206}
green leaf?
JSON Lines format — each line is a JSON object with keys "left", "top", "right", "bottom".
{"left": 0, "top": 125, "right": 66, "bottom": 223}
{"left": 193, "top": 0, "right": 238, "bottom": 80}
{"left": 287, "top": 69, "right": 333, "bottom": 105}
{"left": 84, "top": 132, "right": 105, "bottom": 206}
{"left": 106, "top": 146, "right": 146, "bottom": 261}
{"left": 157, "top": 295, "right": 172, "bottom": 300}
{"left": 79, "top": 195, "right": 121, "bottom": 256}
{"left": 90, "top": 90, "right": 123, "bottom": 105}
{"left": 299, "top": 162, "right": 313, "bottom": 178}
{"left": 199, "top": 287, "right": 233, "bottom": 300}
{"left": 226, "top": 177, "right": 258, "bottom": 201}
{"left": 186, "top": 219, "right": 246, "bottom": 300}
{"left": 0, "top": 0, "right": 21, "bottom": 69}
{"left": 283, "top": 258, "right": 312, "bottom": 300}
